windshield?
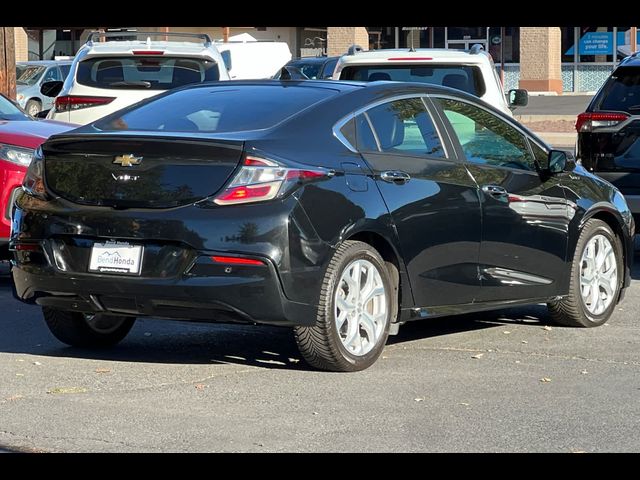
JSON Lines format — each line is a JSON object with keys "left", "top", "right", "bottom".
{"left": 16, "top": 65, "right": 46, "bottom": 86}
{"left": 596, "top": 66, "right": 640, "bottom": 113}
{"left": 0, "top": 95, "right": 30, "bottom": 121}
{"left": 76, "top": 56, "right": 220, "bottom": 90}
{"left": 96, "top": 85, "right": 338, "bottom": 132}
{"left": 340, "top": 64, "right": 486, "bottom": 96}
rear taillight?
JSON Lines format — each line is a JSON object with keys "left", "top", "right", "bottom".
{"left": 576, "top": 112, "right": 629, "bottom": 132}
{"left": 213, "top": 155, "right": 333, "bottom": 206}
{"left": 55, "top": 95, "right": 116, "bottom": 112}
{"left": 22, "top": 146, "right": 48, "bottom": 200}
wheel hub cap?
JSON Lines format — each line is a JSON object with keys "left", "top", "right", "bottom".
{"left": 580, "top": 234, "right": 617, "bottom": 316}
{"left": 334, "top": 259, "right": 387, "bottom": 356}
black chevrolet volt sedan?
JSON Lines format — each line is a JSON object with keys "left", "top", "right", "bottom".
{"left": 11, "top": 80, "right": 634, "bottom": 371}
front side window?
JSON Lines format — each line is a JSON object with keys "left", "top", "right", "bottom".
{"left": 365, "top": 98, "right": 445, "bottom": 157}
{"left": 43, "top": 67, "right": 62, "bottom": 82}
{"left": 436, "top": 97, "right": 536, "bottom": 171}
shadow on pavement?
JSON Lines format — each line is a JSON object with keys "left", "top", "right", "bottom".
{"left": 0, "top": 257, "right": 636, "bottom": 371}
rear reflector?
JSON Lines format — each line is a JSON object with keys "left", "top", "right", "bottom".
{"left": 55, "top": 95, "right": 116, "bottom": 112}
{"left": 211, "top": 255, "right": 265, "bottom": 266}
{"left": 387, "top": 57, "right": 433, "bottom": 61}
{"left": 576, "top": 112, "right": 629, "bottom": 132}
{"left": 14, "top": 243, "right": 41, "bottom": 252}
{"left": 132, "top": 50, "right": 165, "bottom": 55}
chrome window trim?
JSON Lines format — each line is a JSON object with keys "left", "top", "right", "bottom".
{"left": 362, "top": 111, "right": 382, "bottom": 151}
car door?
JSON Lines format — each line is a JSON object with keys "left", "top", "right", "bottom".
{"left": 40, "top": 66, "right": 63, "bottom": 111}
{"left": 432, "top": 96, "right": 570, "bottom": 302}
{"left": 355, "top": 96, "right": 482, "bottom": 307}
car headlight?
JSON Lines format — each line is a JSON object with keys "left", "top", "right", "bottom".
{"left": 0, "top": 143, "right": 35, "bottom": 167}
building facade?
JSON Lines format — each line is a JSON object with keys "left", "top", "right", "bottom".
{"left": 14, "top": 26, "right": 638, "bottom": 94}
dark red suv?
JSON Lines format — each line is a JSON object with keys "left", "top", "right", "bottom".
{"left": 0, "top": 92, "right": 73, "bottom": 257}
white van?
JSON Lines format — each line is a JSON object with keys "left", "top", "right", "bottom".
{"left": 215, "top": 35, "right": 292, "bottom": 79}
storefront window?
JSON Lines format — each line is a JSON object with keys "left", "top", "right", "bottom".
{"left": 561, "top": 27, "right": 576, "bottom": 63}
{"left": 576, "top": 27, "right": 614, "bottom": 63}
{"left": 616, "top": 27, "right": 640, "bottom": 59}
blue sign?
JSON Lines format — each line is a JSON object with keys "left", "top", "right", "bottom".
{"left": 565, "top": 31, "right": 613, "bottom": 56}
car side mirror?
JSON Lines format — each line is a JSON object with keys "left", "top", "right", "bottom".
{"left": 40, "top": 80, "right": 63, "bottom": 98}
{"left": 546, "top": 149, "right": 568, "bottom": 174}
{"left": 508, "top": 89, "right": 528, "bottom": 107}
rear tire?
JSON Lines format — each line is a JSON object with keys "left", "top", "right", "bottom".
{"left": 294, "top": 241, "right": 394, "bottom": 372}
{"left": 42, "top": 307, "right": 135, "bottom": 347}
{"left": 25, "top": 99, "right": 41, "bottom": 117}
{"left": 548, "top": 219, "right": 622, "bottom": 327}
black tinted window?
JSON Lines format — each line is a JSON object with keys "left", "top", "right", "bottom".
{"left": 355, "top": 114, "right": 379, "bottom": 152}
{"left": 76, "top": 56, "right": 220, "bottom": 90}
{"left": 597, "top": 67, "right": 640, "bottom": 113}
{"left": 96, "top": 85, "right": 338, "bottom": 133}
{"left": 321, "top": 58, "right": 339, "bottom": 78}
{"left": 437, "top": 98, "right": 535, "bottom": 171}
{"left": 366, "top": 98, "right": 445, "bottom": 157}
{"left": 340, "top": 64, "right": 485, "bottom": 96}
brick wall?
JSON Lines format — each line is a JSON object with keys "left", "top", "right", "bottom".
{"left": 14, "top": 27, "right": 28, "bottom": 62}
{"left": 327, "top": 27, "right": 369, "bottom": 56}
{"left": 519, "top": 27, "right": 562, "bottom": 93}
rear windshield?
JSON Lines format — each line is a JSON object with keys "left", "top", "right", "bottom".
{"left": 95, "top": 85, "right": 338, "bottom": 132}
{"left": 76, "top": 56, "right": 220, "bottom": 90}
{"left": 340, "top": 64, "right": 486, "bottom": 96}
{"left": 16, "top": 66, "right": 45, "bottom": 86}
{"left": 596, "top": 66, "right": 640, "bottom": 113}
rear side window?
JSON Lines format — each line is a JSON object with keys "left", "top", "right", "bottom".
{"left": 95, "top": 85, "right": 338, "bottom": 132}
{"left": 76, "top": 56, "right": 220, "bottom": 90}
{"left": 340, "top": 64, "right": 485, "bottom": 97}
{"left": 365, "top": 98, "right": 445, "bottom": 157}
{"left": 596, "top": 66, "right": 640, "bottom": 113}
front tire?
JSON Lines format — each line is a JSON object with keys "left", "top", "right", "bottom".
{"left": 294, "top": 241, "right": 394, "bottom": 372}
{"left": 548, "top": 219, "right": 623, "bottom": 327}
{"left": 43, "top": 307, "right": 135, "bottom": 347}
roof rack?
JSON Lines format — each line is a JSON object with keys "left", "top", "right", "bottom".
{"left": 86, "top": 31, "right": 212, "bottom": 47}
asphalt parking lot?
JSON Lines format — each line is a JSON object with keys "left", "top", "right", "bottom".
{"left": 1, "top": 259, "right": 639, "bottom": 453}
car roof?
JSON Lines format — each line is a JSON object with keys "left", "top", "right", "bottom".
{"left": 17, "top": 60, "right": 72, "bottom": 66}
{"left": 81, "top": 40, "right": 217, "bottom": 57}
{"left": 617, "top": 55, "right": 640, "bottom": 67}
{"left": 338, "top": 48, "right": 488, "bottom": 64}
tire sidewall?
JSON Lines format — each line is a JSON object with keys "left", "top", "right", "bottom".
{"left": 326, "top": 246, "right": 392, "bottom": 369}
{"left": 573, "top": 222, "right": 622, "bottom": 325}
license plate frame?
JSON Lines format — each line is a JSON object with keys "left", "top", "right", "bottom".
{"left": 88, "top": 241, "right": 144, "bottom": 276}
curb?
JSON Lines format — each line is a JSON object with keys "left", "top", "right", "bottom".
{"left": 532, "top": 131, "right": 576, "bottom": 148}
{"left": 516, "top": 114, "right": 577, "bottom": 122}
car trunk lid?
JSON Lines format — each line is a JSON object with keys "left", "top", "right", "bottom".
{"left": 43, "top": 134, "right": 243, "bottom": 208}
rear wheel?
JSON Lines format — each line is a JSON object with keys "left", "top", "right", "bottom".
{"left": 43, "top": 307, "right": 135, "bottom": 347}
{"left": 294, "top": 241, "right": 394, "bottom": 372}
{"left": 25, "top": 99, "right": 41, "bottom": 117}
{"left": 548, "top": 219, "right": 622, "bottom": 327}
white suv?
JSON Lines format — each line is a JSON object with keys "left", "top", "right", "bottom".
{"left": 333, "top": 46, "right": 527, "bottom": 116}
{"left": 43, "top": 31, "right": 230, "bottom": 125}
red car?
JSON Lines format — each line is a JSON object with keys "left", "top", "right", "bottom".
{"left": 0, "top": 93, "right": 74, "bottom": 257}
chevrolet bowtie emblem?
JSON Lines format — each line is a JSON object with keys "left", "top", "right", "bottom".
{"left": 113, "top": 154, "right": 143, "bottom": 167}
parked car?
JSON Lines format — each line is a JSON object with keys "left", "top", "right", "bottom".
{"left": 0, "top": 93, "right": 74, "bottom": 258}
{"left": 12, "top": 80, "right": 633, "bottom": 371}
{"left": 274, "top": 56, "right": 340, "bottom": 80}
{"left": 576, "top": 54, "right": 640, "bottom": 227}
{"left": 215, "top": 37, "right": 292, "bottom": 79}
{"left": 333, "top": 46, "right": 527, "bottom": 116}
{"left": 16, "top": 60, "right": 72, "bottom": 116}
{"left": 42, "top": 31, "right": 230, "bottom": 125}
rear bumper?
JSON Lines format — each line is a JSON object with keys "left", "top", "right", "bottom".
{"left": 12, "top": 258, "right": 316, "bottom": 326}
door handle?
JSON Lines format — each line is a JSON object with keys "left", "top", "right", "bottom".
{"left": 482, "top": 185, "right": 508, "bottom": 197}
{"left": 380, "top": 170, "right": 411, "bottom": 184}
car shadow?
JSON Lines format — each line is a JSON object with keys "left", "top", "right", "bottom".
{"left": 0, "top": 258, "right": 633, "bottom": 371}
